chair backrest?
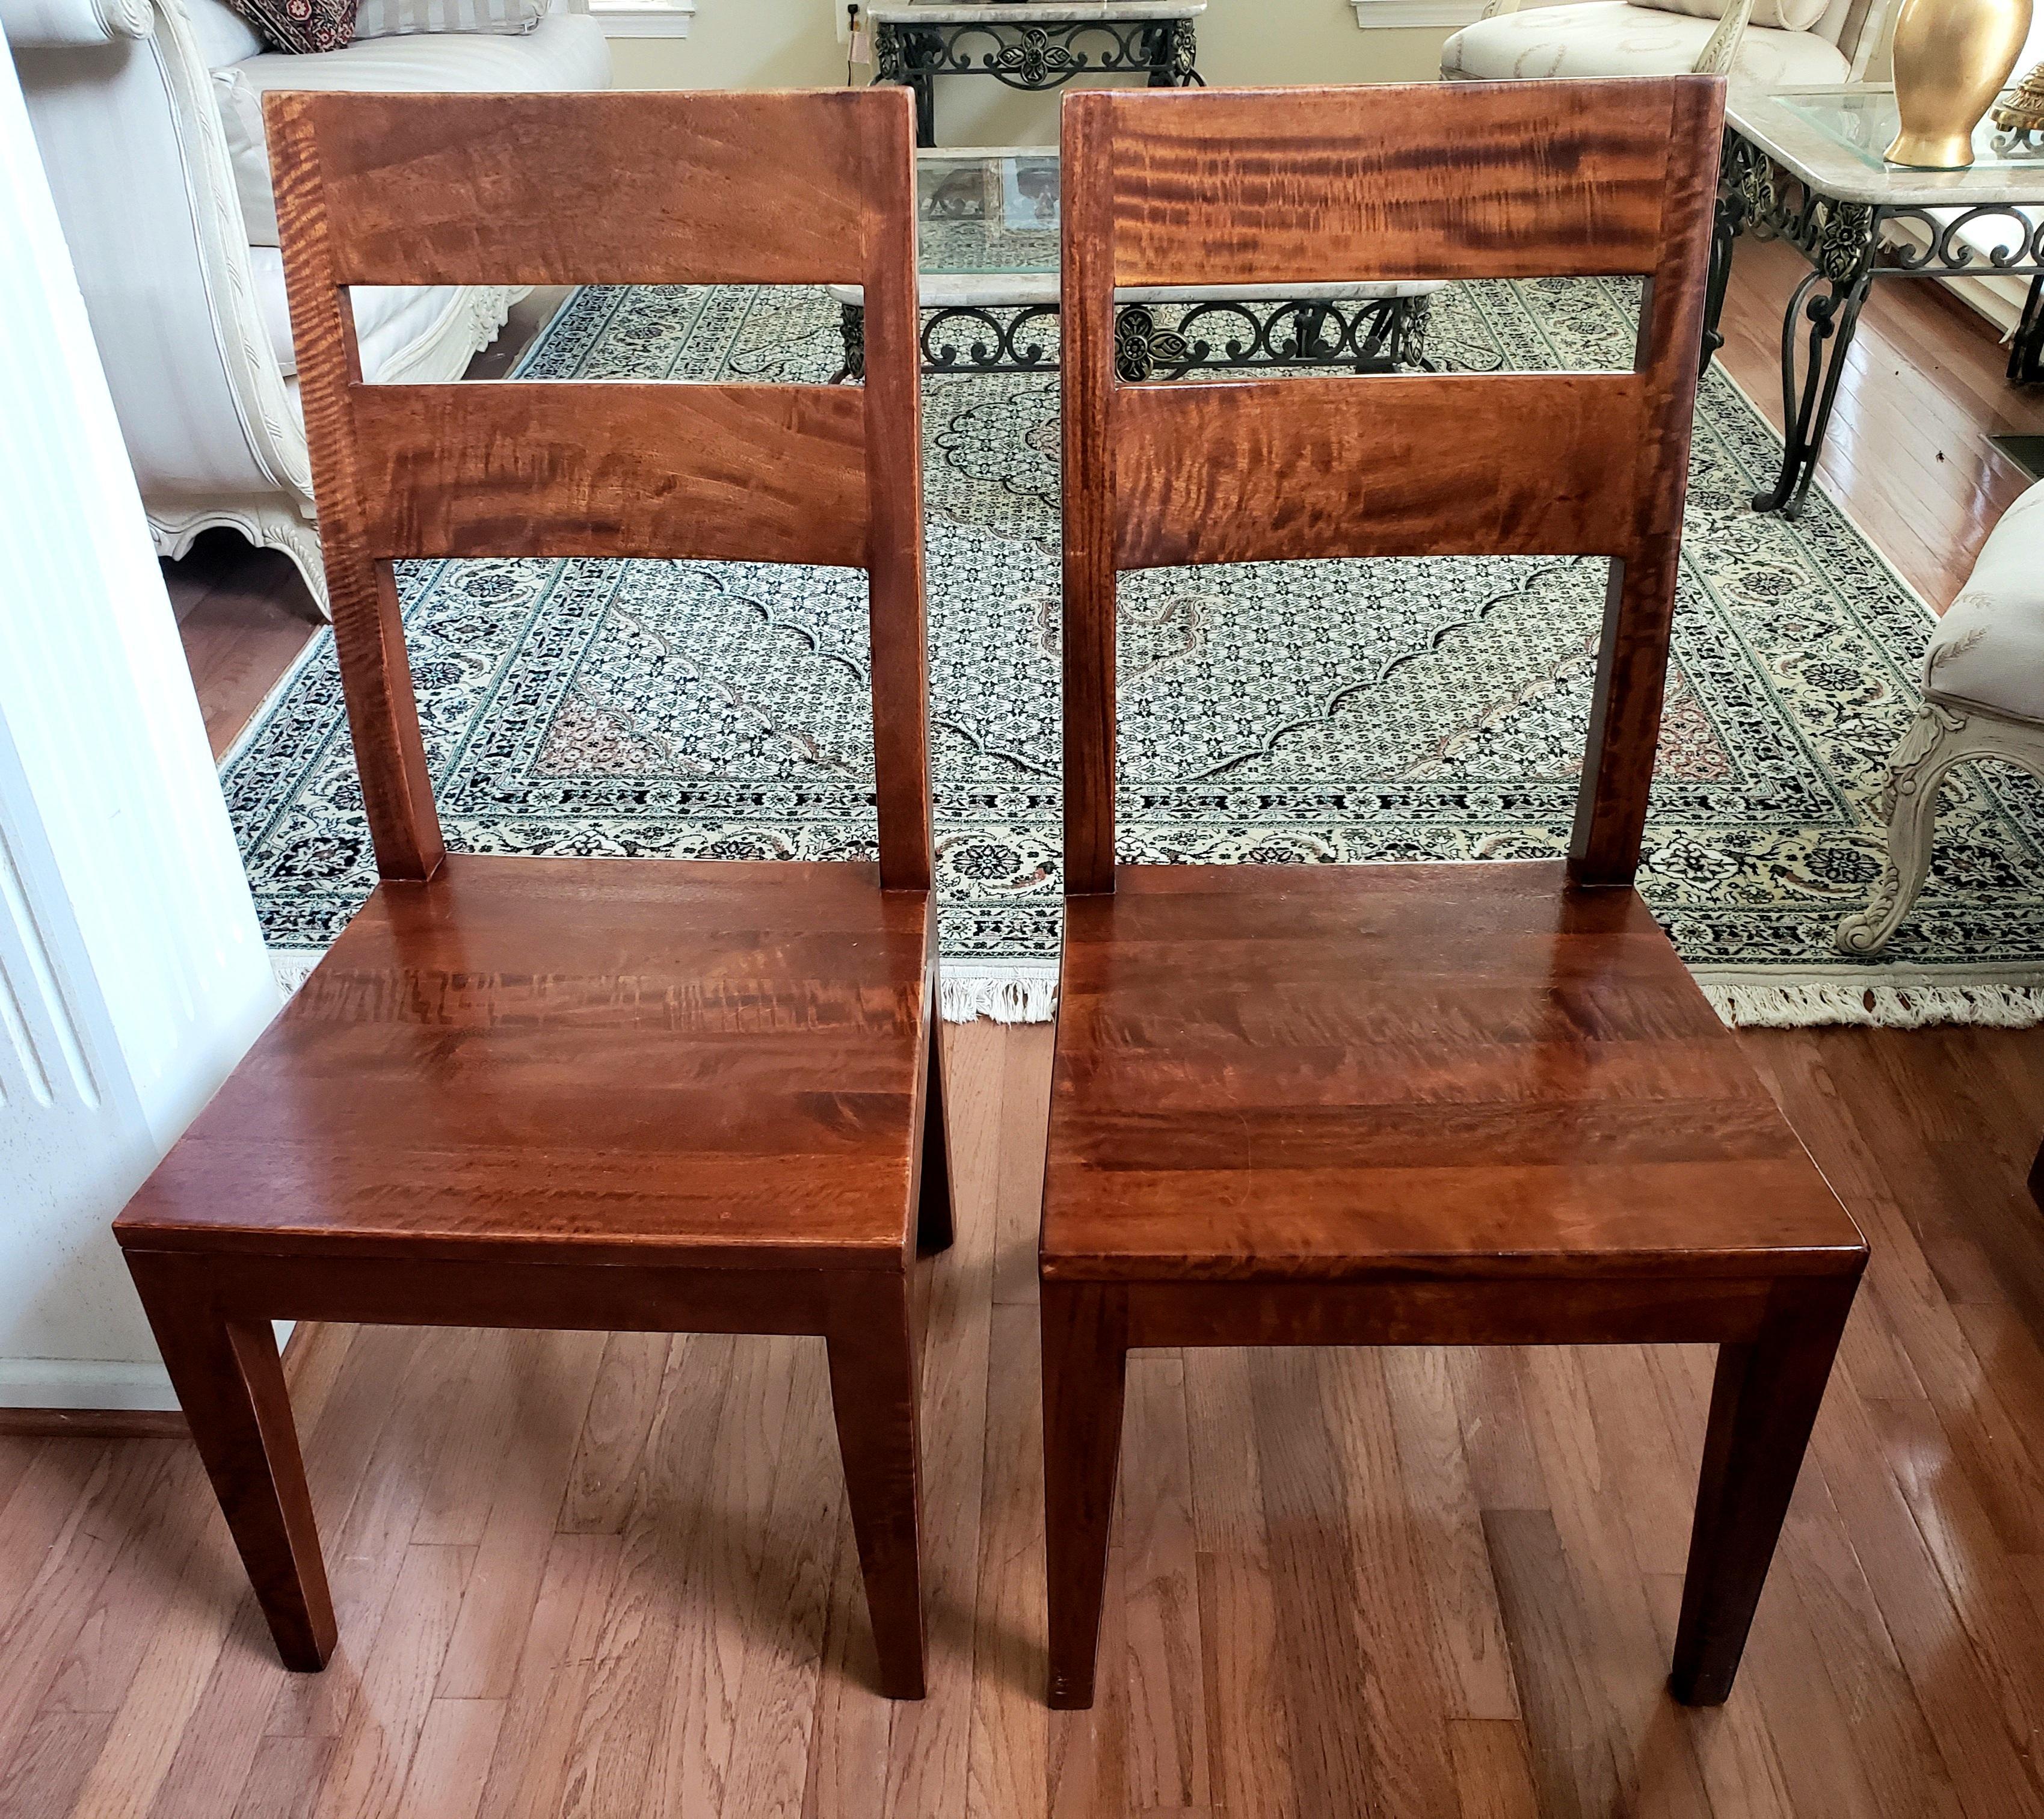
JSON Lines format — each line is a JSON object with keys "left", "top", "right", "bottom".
{"left": 266, "top": 87, "right": 933, "bottom": 891}
{"left": 1060, "top": 77, "right": 1724, "bottom": 896}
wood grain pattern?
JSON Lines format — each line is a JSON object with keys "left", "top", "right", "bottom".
{"left": 1102, "top": 81, "right": 1698, "bottom": 286}
{"left": 348, "top": 383, "right": 870, "bottom": 565}
{"left": 117, "top": 88, "right": 943, "bottom": 1701}
{"left": 260, "top": 90, "right": 876, "bottom": 288}
{"left": 1045, "top": 79, "right": 1862, "bottom": 1719}
{"left": 1112, "top": 374, "right": 1646, "bottom": 568}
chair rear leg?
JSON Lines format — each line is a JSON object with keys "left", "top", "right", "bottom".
{"left": 826, "top": 1272, "right": 928, "bottom": 1699}
{"left": 126, "top": 1255, "right": 335, "bottom": 1670}
{"left": 1041, "top": 1280, "right": 1128, "bottom": 1710}
{"left": 917, "top": 1004, "right": 955, "bottom": 1257}
{"left": 1671, "top": 1272, "right": 1859, "bottom": 1705}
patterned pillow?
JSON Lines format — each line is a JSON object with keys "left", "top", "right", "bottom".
{"left": 220, "top": 0, "right": 357, "bottom": 52}
{"left": 1627, "top": 0, "right": 1830, "bottom": 31}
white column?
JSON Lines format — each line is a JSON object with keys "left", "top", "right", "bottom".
{"left": 0, "top": 20, "right": 279, "bottom": 1409}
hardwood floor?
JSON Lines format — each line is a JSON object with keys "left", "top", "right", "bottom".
{"left": 8, "top": 257, "right": 2044, "bottom": 1816}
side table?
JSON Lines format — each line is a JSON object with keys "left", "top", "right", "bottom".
{"left": 1705, "top": 84, "right": 2044, "bottom": 517}
{"left": 868, "top": 2, "right": 1204, "bottom": 148}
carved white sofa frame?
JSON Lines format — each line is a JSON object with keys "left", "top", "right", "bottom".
{"left": 5, "top": 0, "right": 606, "bottom": 617}
{"left": 1839, "top": 480, "right": 2044, "bottom": 955}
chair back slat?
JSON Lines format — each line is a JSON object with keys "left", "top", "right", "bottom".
{"left": 1103, "top": 82, "right": 1696, "bottom": 287}
{"left": 1060, "top": 78, "right": 1725, "bottom": 896}
{"left": 349, "top": 383, "right": 870, "bottom": 566}
{"left": 273, "top": 91, "right": 876, "bottom": 286}
{"left": 1113, "top": 373, "right": 1646, "bottom": 569}
{"left": 268, "top": 88, "right": 932, "bottom": 891}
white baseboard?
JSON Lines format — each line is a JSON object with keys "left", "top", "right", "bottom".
{"left": 0, "top": 1320, "right": 295, "bottom": 1412}
{"left": 0, "top": 1357, "right": 177, "bottom": 1411}
{"left": 1351, "top": 0, "right": 1486, "bottom": 25}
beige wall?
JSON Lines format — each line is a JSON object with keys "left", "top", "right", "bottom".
{"left": 611, "top": 1, "right": 1451, "bottom": 138}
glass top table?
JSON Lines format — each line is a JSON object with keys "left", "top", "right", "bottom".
{"left": 830, "top": 148, "right": 1440, "bottom": 380}
{"left": 1707, "top": 83, "right": 2044, "bottom": 516}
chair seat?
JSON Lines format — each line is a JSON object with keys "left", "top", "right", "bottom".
{"left": 1042, "top": 861, "right": 1862, "bottom": 1284}
{"left": 116, "top": 854, "right": 934, "bottom": 1270}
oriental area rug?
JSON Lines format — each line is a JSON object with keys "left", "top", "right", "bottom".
{"left": 224, "top": 277, "right": 2044, "bottom": 1026}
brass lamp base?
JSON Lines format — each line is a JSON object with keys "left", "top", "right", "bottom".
{"left": 1885, "top": 127, "right": 1981, "bottom": 167}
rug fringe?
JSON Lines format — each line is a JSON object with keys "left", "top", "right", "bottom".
{"left": 1701, "top": 976, "right": 2044, "bottom": 1031}
{"left": 940, "top": 964, "right": 1059, "bottom": 1026}
{"left": 269, "top": 949, "right": 322, "bottom": 998}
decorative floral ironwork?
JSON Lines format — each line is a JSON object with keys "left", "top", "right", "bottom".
{"left": 882, "top": 17, "right": 1195, "bottom": 87}
{"left": 840, "top": 294, "right": 1432, "bottom": 380}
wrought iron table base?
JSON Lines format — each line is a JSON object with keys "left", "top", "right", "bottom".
{"left": 1705, "top": 129, "right": 2044, "bottom": 517}
{"left": 875, "top": 17, "right": 1201, "bottom": 147}
{"left": 834, "top": 292, "right": 1432, "bottom": 381}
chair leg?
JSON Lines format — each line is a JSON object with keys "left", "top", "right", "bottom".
{"left": 917, "top": 1007, "right": 954, "bottom": 1258}
{"left": 1041, "top": 1280, "right": 1128, "bottom": 1710}
{"left": 126, "top": 1257, "right": 335, "bottom": 1670}
{"left": 825, "top": 1272, "right": 927, "bottom": 1699}
{"left": 1670, "top": 1273, "right": 1859, "bottom": 1705}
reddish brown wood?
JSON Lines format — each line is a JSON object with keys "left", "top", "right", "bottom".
{"left": 347, "top": 382, "right": 871, "bottom": 565}
{"left": 1043, "top": 80, "right": 1865, "bottom": 1716}
{"left": 1112, "top": 374, "right": 1646, "bottom": 568}
{"left": 120, "top": 87, "right": 943, "bottom": 1699}
{"left": 267, "top": 90, "right": 878, "bottom": 288}
{"left": 1102, "top": 81, "right": 1705, "bottom": 286}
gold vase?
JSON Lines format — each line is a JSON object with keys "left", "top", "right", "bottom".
{"left": 1886, "top": 0, "right": 2034, "bottom": 168}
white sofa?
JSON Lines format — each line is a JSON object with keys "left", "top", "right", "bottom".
{"left": 1442, "top": 0, "right": 1892, "bottom": 85}
{"left": 3, "top": 0, "right": 610, "bottom": 614}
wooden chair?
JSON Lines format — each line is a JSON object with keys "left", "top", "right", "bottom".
{"left": 114, "top": 87, "right": 949, "bottom": 1701}
{"left": 1042, "top": 78, "right": 1868, "bottom": 1713}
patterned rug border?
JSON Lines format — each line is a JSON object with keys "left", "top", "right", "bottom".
{"left": 238, "top": 288, "right": 2044, "bottom": 1032}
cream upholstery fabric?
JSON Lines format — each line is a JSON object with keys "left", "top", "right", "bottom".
{"left": 1442, "top": 1, "right": 1852, "bottom": 79}
{"left": 1633, "top": 0, "right": 1827, "bottom": 34}
{"left": 215, "top": 9, "right": 609, "bottom": 244}
{"left": 352, "top": 0, "right": 544, "bottom": 37}
{"left": 244, "top": 247, "right": 461, "bottom": 380}
{"left": 1927, "top": 480, "right": 2044, "bottom": 723}
{"left": 1, "top": 0, "right": 150, "bottom": 46}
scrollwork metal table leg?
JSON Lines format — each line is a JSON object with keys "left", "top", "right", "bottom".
{"left": 1701, "top": 187, "right": 1744, "bottom": 378}
{"left": 2012, "top": 273, "right": 2044, "bottom": 384}
{"left": 836, "top": 301, "right": 866, "bottom": 385}
{"left": 1754, "top": 264, "right": 1873, "bottom": 517}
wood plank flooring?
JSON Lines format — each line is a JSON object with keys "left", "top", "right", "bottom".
{"left": 10, "top": 253, "right": 2044, "bottom": 1817}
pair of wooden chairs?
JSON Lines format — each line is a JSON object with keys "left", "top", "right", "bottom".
{"left": 116, "top": 78, "right": 1866, "bottom": 1721}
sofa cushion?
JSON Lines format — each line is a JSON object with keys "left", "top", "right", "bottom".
{"left": 1441, "top": 1, "right": 1852, "bottom": 80}
{"left": 215, "top": 9, "right": 611, "bottom": 245}
{"left": 352, "top": 0, "right": 545, "bottom": 35}
{"left": 1628, "top": 0, "right": 1828, "bottom": 34}
{"left": 1926, "top": 479, "right": 2044, "bottom": 724}
{"left": 246, "top": 245, "right": 467, "bottom": 381}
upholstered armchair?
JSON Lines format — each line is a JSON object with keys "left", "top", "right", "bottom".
{"left": 3, "top": 0, "right": 610, "bottom": 615}
{"left": 1443, "top": 0, "right": 1892, "bottom": 84}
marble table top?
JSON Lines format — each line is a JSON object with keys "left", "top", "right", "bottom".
{"left": 1729, "top": 81, "right": 2044, "bottom": 206}
{"left": 866, "top": 3, "right": 1205, "bottom": 23}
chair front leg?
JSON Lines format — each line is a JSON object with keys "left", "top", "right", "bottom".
{"left": 1041, "top": 1279, "right": 1128, "bottom": 1710}
{"left": 125, "top": 1253, "right": 335, "bottom": 1670}
{"left": 1670, "top": 1272, "right": 1859, "bottom": 1705}
{"left": 826, "top": 1270, "right": 928, "bottom": 1699}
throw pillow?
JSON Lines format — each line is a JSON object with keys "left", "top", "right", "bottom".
{"left": 1627, "top": 0, "right": 1830, "bottom": 32}
{"left": 352, "top": 0, "right": 546, "bottom": 35}
{"left": 219, "top": 0, "right": 357, "bottom": 53}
